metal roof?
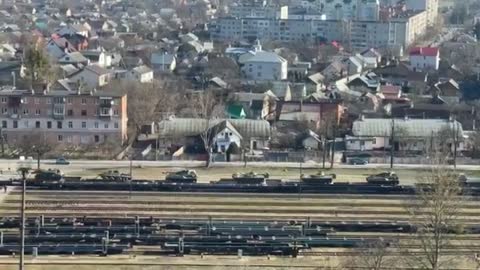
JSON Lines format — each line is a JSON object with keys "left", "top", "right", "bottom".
{"left": 158, "top": 118, "right": 271, "bottom": 139}
{"left": 352, "top": 118, "right": 463, "bottom": 138}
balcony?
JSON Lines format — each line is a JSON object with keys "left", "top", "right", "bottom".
{"left": 53, "top": 104, "right": 65, "bottom": 120}
{"left": 99, "top": 108, "right": 113, "bottom": 118}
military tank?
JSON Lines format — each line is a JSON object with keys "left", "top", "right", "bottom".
{"left": 165, "top": 170, "right": 198, "bottom": 183}
{"left": 33, "top": 169, "right": 64, "bottom": 182}
{"left": 98, "top": 170, "right": 132, "bottom": 182}
{"left": 232, "top": 172, "right": 269, "bottom": 185}
{"left": 301, "top": 171, "right": 336, "bottom": 185}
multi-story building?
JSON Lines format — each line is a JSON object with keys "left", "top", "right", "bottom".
{"left": 405, "top": 0, "right": 439, "bottom": 26}
{"left": 212, "top": 9, "right": 426, "bottom": 51}
{"left": 0, "top": 88, "right": 128, "bottom": 146}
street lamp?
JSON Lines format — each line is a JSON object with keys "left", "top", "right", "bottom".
{"left": 17, "top": 167, "right": 30, "bottom": 270}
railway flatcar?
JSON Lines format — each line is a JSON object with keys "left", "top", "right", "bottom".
{"left": 165, "top": 170, "right": 197, "bottom": 183}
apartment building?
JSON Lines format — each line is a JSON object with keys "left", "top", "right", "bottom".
{"left": 0, "top": 88, "right": 128, "bottom": 146}
{"left": 212, "top": 10, "right": 426, "bottom": 51}
{"left": 405, "top": 0, "right": 439, "bottom": 26}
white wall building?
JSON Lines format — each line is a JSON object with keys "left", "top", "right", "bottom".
{"left": 346, "top": 118, "right": 463, "bottom": 151}
{"left": 405, "top": 0, "right": 439, "bottom": 26}
{"left": 212, "top": 10, "right": 427, "bottom": 51}
{"left": 409, "top": 47, "right": 440, "bottom": 71}
{"left": 241, "top": 51, "right": 288, "bottom": 81}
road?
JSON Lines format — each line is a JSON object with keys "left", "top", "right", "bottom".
{"left": 0, "top": 159, "right": 479, "bottom": 171}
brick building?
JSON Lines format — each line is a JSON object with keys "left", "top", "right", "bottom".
{"left": 0, "top": 87, "right": 127, "bottom": 146}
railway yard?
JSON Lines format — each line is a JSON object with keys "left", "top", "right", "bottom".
{"left": 0, "top": 169, "right": 478, "bottom": 269}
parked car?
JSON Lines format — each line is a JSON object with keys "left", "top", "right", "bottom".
{"left": 366, "top": 172, "right": 399, "bottom": 186}
{"left": 55, "top": 157, "right": 70, "bottom": 165}
{"left": 348, "top": 158, "right": 368, "bottom": 165}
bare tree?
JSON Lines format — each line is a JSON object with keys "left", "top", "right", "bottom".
{"left": 15, "top": 133, "right": 53, "bottom": 170}
{"left": 107, "top": 80, "right": 178, "bottom": 140}
{"left": 24, "top": 44, "right": 53, "bottom": 90}
{"left": 405, "top": 166, "right": 464, "bottom": 270}
{"left": 186, "top": 90, "right": 225, "bottom": 167}
{"left": 344, "top": 240, "right": 393, "bottom": 270}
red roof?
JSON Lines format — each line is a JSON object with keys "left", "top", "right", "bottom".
{"left": 409, "top": 47, "right": 439, "bottom": 57}
{"left": 380, "top": 85, "right": 401, "bottom": 94}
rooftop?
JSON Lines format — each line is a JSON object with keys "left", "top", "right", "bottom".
{"left": 409, "top": 47, "right": 439, "bottom": 57}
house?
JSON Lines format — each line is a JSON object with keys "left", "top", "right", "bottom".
{"left": 57, "top": 52, "right": 89, "bottom": 66}
{"left": 241, "top": 51, "right": 288, "bottom": 81}
{"left": 231, "top": 91, "right": 278, "bottom": 120}
{"left": 307, "top": 73, "right": 326, "bottom": 93}
{"left": 277, "top": 98, "right": 344, "bottom": 126}
{"left": 0, "top": 61, "right": 25, "bottom": 84}
{"left": 346, "top": 118, "right": 464, "bottom": 152}
{"left": 69, "top": 65, "right": 111, "bottom": 89}
{"left": 377, "top": 85, "right": 410, "bottom": 105}
{"left": 82, "top": 50, "right": 111, "bottom": 68}
{"left": 346, "top": 73, "right": 380, "bottom": 93}
{"left": 46, "top": 37, "right": 76, "bottom": 59}
{"left": 156, "top": 118, "right": 271, "bottom": 155}
{"left": 345, "top": 55, "right": 364, "bottom": 75}
{"left": 321, "top": 60, "right": 347, "bottom": 82}
{"left": 127, "top": 65, "right": 154, "bottom": 83}
{"left": 150, "top": 52, "right": 176, "bottom": 72}
{"left": 432, "top": 79, "right": 461, "bottom": 100}
{"left": 409, "top": 47, "right": 440, "bottom": 71}
{"left": 0, "top": 43, "right": 16, "bottom": 59}
{"left": 57, "top": 24, "right": 89, "bottom": 38}
{"left": 360, "top": 48, "right": 382, "bottom": 66}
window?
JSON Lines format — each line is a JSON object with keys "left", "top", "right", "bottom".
{"left": 35, "top": 109, "right": 41, "bottom": 115}
{"left": 114, "top": 122, "right": 119, "bottom": 129}
{"left": 104, "top": 123, "right": 109, "bottom": 129}
{"left": 68, "top": 121, "right": 73, "bottom": 128}
{"left": 81, "top": 98, "right": 87, "bottom": 105}
{"left": 13, "top": 121, "right": 17, "bottom": 129}
{"left": 53, "top": 107, "right": 63, "bottom": 115}
{"left": 1, "top": 97, "right": 6, "bottom": 103}
{"left": 53, "top": 97, "right": 64, "bottom": 104}
{"left": 66, "top": 97, "right": 72, "bottom": 104}
{"left": 67, "top": 136, "right": 72, "bottom": 143}
{"left": 34, "top": 98, "right": 40, "bottom": 104}
{"left": 23, "top": 109, "right": 29, "bottom": 115}
{"left": 113, "top": 109, "right": 119, "bottom": 116}
{"left": 12, "top": 108, "right": 17, "bottom": 114}
{"left": 2, "top": 108, "right": 7, "bottom": 114}
{"left": 94, "top": 135, "right": 100, "bottom": 143}
{"left": 1, "top": 121, "right": 6, "bottom": 128}
{"left": 57, "top": 121, "right": 62, "bottom": 129}
{"left": 100, "top": 108, "right": 111, "bottom": 115}
{"left": 67, "top": 110, "right": 73, "bottom": 116}
{"left": 81, "top": 110, "right": 87, "bottom": 116}
{"left": 47, "top": 121, "right": 52, "bottom": 129}
{"left": 46, "top": 98, "right": 51, "bottom": 104}
{"left": 94, "top": 122, "right": 99, "bottom": 128}
{"left": 82, "top": 122, "right": 86, "bottom": 128}
{"left": 35, "top": 121, "right": 40, "bottom": 128}
{"left": 23, "top": 97, "right": 28, "bottom": 104}
{"left": 57, "top": 135, "right": 63, "bottom": 142}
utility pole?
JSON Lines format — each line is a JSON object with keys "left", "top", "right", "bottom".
{"left": 453, "top": 116, "right": 457, "bottom": 170}
{"left": 390, "top": 118, "right": 395, "bottom": 169}
{"left": 18, "top": 167, "right": 29, "bottom": 270}
{"left": 330, "top": 115, "right": 338, "bottom": 169}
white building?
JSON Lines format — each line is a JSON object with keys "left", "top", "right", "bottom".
{"left": 151, "top": 52, "right": 176, "bottom": 72}
{"left": 346, "top": 118, "right": 464, "bottom": 151}
{"left": 241, "top": 51, "right": 288, "bottom": 81}
{"left": 405, "top": 0, "right": 439, "bottom": 26}
{"left": 127, "top": 65, "right": 154, "bottom": 83}
{"left": 212, "top": 10, "right": 427, "bottom": 51}
{"left": 70, "top": 65, "right": 111, "bottom": 90}
{"left": 409, "top": 47, "right": 440, "bottom": 71}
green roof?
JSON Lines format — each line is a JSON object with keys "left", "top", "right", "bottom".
{"left": 227, "top": 104, "right": 246, "bottom": 119}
